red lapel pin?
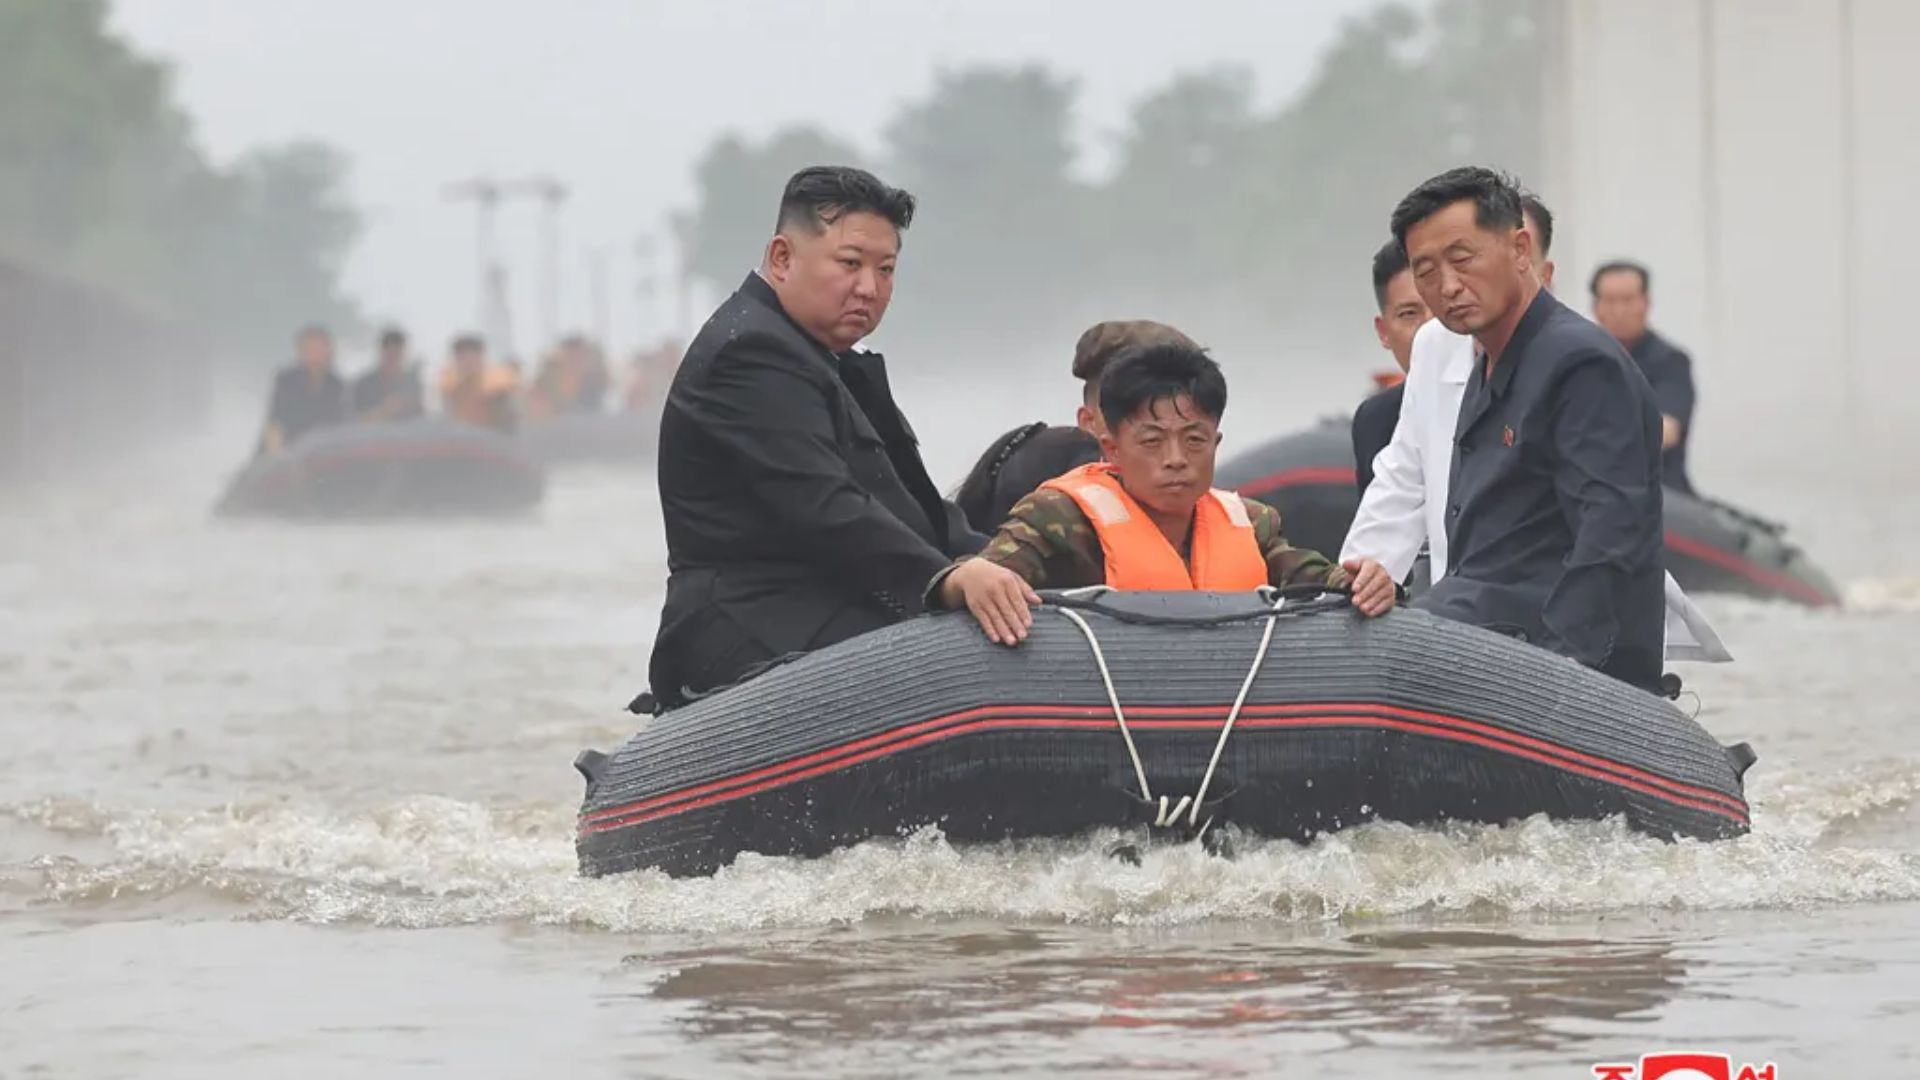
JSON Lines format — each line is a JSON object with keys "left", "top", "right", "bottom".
{"left": 1502, "top": 425, "right": 1515, "bottom": 447}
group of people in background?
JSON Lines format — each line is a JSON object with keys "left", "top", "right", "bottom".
{"left": 254, "top": 326, "right": 679, "bottom": 458}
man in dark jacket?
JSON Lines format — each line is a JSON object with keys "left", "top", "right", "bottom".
{"left": 350, "top": 326, "right": 424, "bottom": 422}
{"left": 257, "top": 324, "right": 346, "bottom": 457}
{"left": 1591, "top": 260, "right": 1698, "bottom": 494}
{"left": 1390, "top": 167, "right": 1666, "bottom": 692}
{"left": 646, "top": 166, "right": 985, "bottom": 708}
{"left": 1351, "top": 239, "right": 1428, "bottom": 495}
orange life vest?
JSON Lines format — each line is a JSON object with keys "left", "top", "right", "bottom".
{"left": 1040, "top": 462, "right": 1268, "bottom": 591}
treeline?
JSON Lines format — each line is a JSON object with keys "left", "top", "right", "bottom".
{"left": 0, "top": 0, "right": 361, "bottom": 364}
{"left": 673, "top": 0, "right": 1543, "bottom": 363}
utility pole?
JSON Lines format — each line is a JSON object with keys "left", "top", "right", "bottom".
{"left": 441, "top": 177, "right": 502, "bottom": 335}
{"left": 634, "top": 232, "right": 660, "bottom": 346}
{"left": 503, "top": 175, "right": 568, "bottom": 349}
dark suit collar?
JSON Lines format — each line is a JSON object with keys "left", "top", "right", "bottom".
{"left": 739, "top": 271, "right": 856, "bottom": 367}
{"left": 1486, "top": 287, "right": 1560, "bottom": 399}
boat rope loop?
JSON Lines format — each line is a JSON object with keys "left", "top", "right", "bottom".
{"left": 1053, "top": 591, "right": 1286, "bottom": 834}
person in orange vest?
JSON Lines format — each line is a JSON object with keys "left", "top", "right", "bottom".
{"left": 438, "top": 333, "right": 519, "bottom": 432}
{"left": 933, "top": 342, "right": 1397, "bottom": 643}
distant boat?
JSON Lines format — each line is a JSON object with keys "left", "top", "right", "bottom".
{"left": 215, "top": 417, "right": 545, "bottom": 520}
{"left": 1214, "top": 419, "right": 1842, "bottom": 608}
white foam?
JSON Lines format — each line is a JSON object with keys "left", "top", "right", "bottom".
{"left": 9, "top": 758, "right": 1918, "bottom": 933}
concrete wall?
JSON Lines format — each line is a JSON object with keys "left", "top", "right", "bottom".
{"left": 1540, "top": 0, "right": 1919, "bottom": 489}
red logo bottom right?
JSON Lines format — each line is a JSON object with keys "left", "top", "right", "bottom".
{"left": 1591, "top": 1051, "right": 1778, "bottom": 1080}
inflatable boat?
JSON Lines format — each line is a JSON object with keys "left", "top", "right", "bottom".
{"left": 1214, "top": 420, "right": 1841, "bottom": 607}
{"left": 575, "top": 589, "right": 1754, "bottom": 879}
{"left": 518, "top": 411, "right": 657, "bottom": 466}
{"left": 216, "top": 418, "right": 545, "bottom": 519}
{"left": 1212, "top": 419, "right": 1359, "bottom": 562}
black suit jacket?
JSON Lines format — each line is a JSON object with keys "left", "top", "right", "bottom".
{"left": 1418, "top": 289, "right": 1665, "bottom": 691}
{"left": 648, "top": 272, "right": 984, "bottom": 705}
{"left": 1350, "top": 382, "right": 1404, "bottom": 497}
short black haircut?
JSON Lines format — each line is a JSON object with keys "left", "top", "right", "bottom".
{"left": 378, "top": 326, "right": 407, "bottom": 349}
{"left": 1098, "top": 343, "right": 1228, "bottom": 431}
{"left": 1390, "top": 166, "right": 1525, "bottom": 254}
{"left": 1520, "top": 193, "right": 1554, "bottom": 257}
{"left": 1371, "top": 239, "right": 1411, "bottom": 310}
{"left": 295, "top": 323, "right": 331, "bottom": 344}
{"left": 451, "top": 333, "right": 485, "bottom": 353}
{"left": 774, "top": 165, "right": 916, "bottom": 237}
{"left": 1590, "top": 260, "right": 1651, "bottom": 297}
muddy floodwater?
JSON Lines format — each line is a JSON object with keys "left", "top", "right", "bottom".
{"left": 4, "top": 408, "right": 1919, "bottom": 1079}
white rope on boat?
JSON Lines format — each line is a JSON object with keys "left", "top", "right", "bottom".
{"left": 1053, "top": 590, "right": 1286, "bottom": 833}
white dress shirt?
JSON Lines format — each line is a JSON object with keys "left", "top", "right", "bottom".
{"left": 1342, "top": 319, "right": 1731, "bottom": 663}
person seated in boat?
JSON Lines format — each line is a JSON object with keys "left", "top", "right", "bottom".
{"left": 256, "top": 324, "right": 347, "bottom": 457}
{"left": 350, "top": 326, "right": 424, "bottom": 423}
{"left": 526, "top": 334, "right": 611, "bottom": 420}
{"left": 933, "top": 343, "right": 1398, "bottom": 643}
{"left": 438, "top": 334, "right": 519, "bottom": 433}
{"left": 952, "top": 319, "right": 1196, "bottom": 534}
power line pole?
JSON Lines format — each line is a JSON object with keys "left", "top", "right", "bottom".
{"left": 441, "top": 177, "right": 502, "bottom": 335}
{"left": 503, "top": 176, "right": 568, "bottom": 349}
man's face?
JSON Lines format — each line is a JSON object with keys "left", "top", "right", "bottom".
{"left": 1592, "top": 269, "right": 1650, "bottom": 345}
{"left": 1373, "top": 269, "right": 1430, "bottom": 372}
{"left": 296, "top": 333, "right": 333, "bottom": 373}
{"left": 379, "top": 341, "right": 406, "bottom": 369}
{"left": 1404, "top": 200, "right": 1531, "bottom": 337}
{"left": 1098, "top": 394, "right": 1221, "bottom": 519}
{"left": 453, "top": 344, "right": 484, "bottom": 375}
{"left": 766, "top": 211, "right": 899, "bottom": 352}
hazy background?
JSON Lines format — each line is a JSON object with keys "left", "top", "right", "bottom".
{"left": 4, "top": 0, "right": 1917, "bottom": 500}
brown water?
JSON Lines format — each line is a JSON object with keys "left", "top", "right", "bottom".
{"left": 5, "top": 411, "right": 1920, "bottom": 1079}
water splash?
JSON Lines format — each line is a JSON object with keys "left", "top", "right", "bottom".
{"left": 9, "top": 758, "right": 1917, "bottom": 933}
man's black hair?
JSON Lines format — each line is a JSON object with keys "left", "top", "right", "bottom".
{"left": 451, "top": 333, "right": 485, "bottom": 353}
{"left": 1390, "top": 166, "right": 1525, "bottom": 254}
{"left": 1098, "top": 343, "right": 1228, "bottom": 431}
{"left": 294, "top": 323, "right": 331, "bottom": 343}
{"left": 1521, "top": 193, "right": 1554, "bottom": 257}
{"left": 1371, "top": 239, "right": 1411, "bottom": 311}
{"left": 1589, "top": 259, "right": 1651, "bottom": 297}
{"left": 774, "top": 165, "right": 916, "bottom": 236}
{"left": 378, "top": 326, "right": 407, "bottom": 349}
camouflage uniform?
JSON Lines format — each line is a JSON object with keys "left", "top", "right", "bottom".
{"left": 930, "top": 488, "right": 1349, "bottom": 601}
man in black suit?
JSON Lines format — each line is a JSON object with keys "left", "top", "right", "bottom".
{"left": 1591, "top": 260, "right": 1699, "bottom": 494}
{"left": 1390, "top": 167, "right": 1666, "bottom": 691}
{"left": 646, "top": 165, "right": 985, "bottom": 709}
{"left": 1350, "top": 239, "right": 1429, "bottom": 495}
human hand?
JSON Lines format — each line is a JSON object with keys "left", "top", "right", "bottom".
{"left": 1341, "top": 558, "right": 1396, "bottom": 618}
{"left": 939, "top": 559, "right": 1041, "bottom": 645}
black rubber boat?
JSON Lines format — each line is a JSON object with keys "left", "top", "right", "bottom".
{"left": 216, "top": 417, "right": 545, "bottom": 519}
{"left": 576, "top": 589, "right": 1754, "bottom": 879}
{"left": 518, "top": 411, "right": 657, "bottom": 466}
{"left": 1214, "top": 421, "right": 1842, "bottom": 607}
{"left": 1212, "top": 419, "right": 1359, "bottom": 562}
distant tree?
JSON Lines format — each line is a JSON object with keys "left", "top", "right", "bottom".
{"left": 880, "top": 65, "right": 1089, "bottom": 348}
{"left": 671, "top": 0, "right": 1543, "bottom": 364}
{"left": 0, "top": 0, "right": 362, "bottom": 363}
{"left": 676, "top": 127, "right": 866, "bottom": 288}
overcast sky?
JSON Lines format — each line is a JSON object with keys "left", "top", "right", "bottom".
{"left": 113, "top": 0, "right": 1380, "bottom": 358}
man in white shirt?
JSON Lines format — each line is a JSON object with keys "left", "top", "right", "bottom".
{"left": 1341, "top": 194, "right": 1729, "bottom": 664}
